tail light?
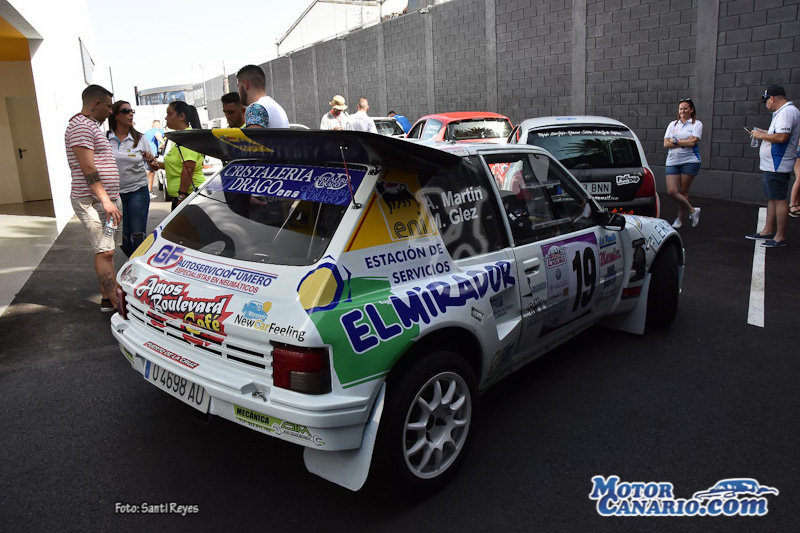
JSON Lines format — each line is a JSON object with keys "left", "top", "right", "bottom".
{"left": 115, "top": 284, "right": 128, "bottom": 319}
{"left": 636, "top": 168, "right": 659, "bottom": 216}
{"left": 271, "top": 343, "right": 330, "bottom": 394}
{"left": 636, "top": 168, "right": 656, "bottom": 198}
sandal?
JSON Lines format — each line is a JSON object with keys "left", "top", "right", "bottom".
{"left": 790, "top": 204, "right": 800, "bottom": 218}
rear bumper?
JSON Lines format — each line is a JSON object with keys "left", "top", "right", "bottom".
{"left": 111, "top": 314, "right": 370, "bottom": 451}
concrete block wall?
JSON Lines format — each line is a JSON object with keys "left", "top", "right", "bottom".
{"left": 713, "top": 0, "right": 799, "bottom": 175}
{"left": 585, "top": 0, "right": 698, "bottom": 165}
{"left": 211, "top": 0, "right": 800, "bottom": 203}
{"left": 384, "top": 11, "right": 430, "bottom": 121}
{"left": 315, "top": 39, "right": 346, "bottom": 122}
{"left": 433, "top": 0, "right": 488, "bottom": 111}
{"left": 204, "top": 75, "right": 226, "bottom": 120}
{"left": 497, "top": 0, "right": 573, "bottom": 120}
{"left": 346, "top": 25, "right": 387, "bottom": 115}
{"left": 290, "top": 48, "right": 318, "bottom": 128}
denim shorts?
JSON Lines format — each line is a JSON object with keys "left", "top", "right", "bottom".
{"left": 762, "top": 171, "right": 790, "bottom": 200}
{"left": 665, "top": 162, "right": 700, "bottom": 176}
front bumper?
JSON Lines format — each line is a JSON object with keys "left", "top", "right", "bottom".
{"left": 111, "top": 314, "right": 370, "bottom": 451}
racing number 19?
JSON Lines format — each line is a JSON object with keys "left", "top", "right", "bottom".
{"left": 571, "top": 248, "right": 597, "bottom": 311}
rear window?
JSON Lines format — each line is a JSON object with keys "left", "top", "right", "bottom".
{"left": 526, "top": 127, "right": 641, "bottom": 169}
{"left": 448, "top": 119, "right": 512, "bottom": 141}
{"left": 375, "top": 119, "right": 404, "bottom": 136}
{"left": 161, "top": 162, "right": 365, "bottom": 266}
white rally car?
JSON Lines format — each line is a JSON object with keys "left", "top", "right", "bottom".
{"left": 111, "top": 129, "right": 684, "bottom": 492}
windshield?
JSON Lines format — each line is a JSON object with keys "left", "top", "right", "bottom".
{"left": 448, "top": 118, "right": 512, "bottom": 140}
{"left": 526, "top": 127, "right": 642, "bottom": 169}
{"left": 375, "top": 119, "right": 404, "bottom": 136}
{"left": 161, "top": 161, "right": 366, "bottom": 266}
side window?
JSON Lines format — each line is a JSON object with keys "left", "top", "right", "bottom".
{"left": 408, "top": 121, "right": 425, "bottom": 139}
{"left": 418, "top": 156, "right": 507, "bottom": 259}
{"left": 421, "top": 119, "right": 443, "bottom": 140}
{"left": 485, "top": 153, "right": 594, "bottom": 246}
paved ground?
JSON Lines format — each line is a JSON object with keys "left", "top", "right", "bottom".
{"left": 0, "top": 195, "right": 797, "bottom": 532}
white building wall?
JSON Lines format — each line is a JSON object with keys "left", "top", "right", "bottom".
{"left": 6, "top": 0, "right": 111, "bottom": 230}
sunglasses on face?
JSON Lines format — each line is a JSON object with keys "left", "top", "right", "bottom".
{"left": 119, "top": 108, "right": 135, "bottom": 114}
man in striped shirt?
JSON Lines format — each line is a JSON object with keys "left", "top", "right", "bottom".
{"left": 65, "top": 84, "right": 122, "bottom": 312}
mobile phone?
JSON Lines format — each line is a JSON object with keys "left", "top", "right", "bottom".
{"left": 743, "top": 127, "right": 751, "bottom": 133}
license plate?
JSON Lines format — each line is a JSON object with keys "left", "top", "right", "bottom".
{"left": 581, "top": 182, "right": 611, "bottom": 195}
{"left": 145, "top": 360, "right": 210, "bottom": 413}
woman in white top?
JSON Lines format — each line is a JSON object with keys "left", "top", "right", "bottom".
{"left": 107, "top": 100, "right": 155, "bottom": 256}
{"left": 663, "top": 98, "right": 702, "bottom": 228}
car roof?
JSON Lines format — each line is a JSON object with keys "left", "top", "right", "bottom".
{"left": 416, "top": 111, "right": 511, "bottom": 123}
{"left": 517, "top": 115, "right": 629, "bottom": 130}
{"left": 372, "top": 117, "right": 399, "bottom": 121}
{"left": 411, "top": 139, "right": 547, "bottom": 158}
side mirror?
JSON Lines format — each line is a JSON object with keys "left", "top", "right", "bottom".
{"left": 595, "top": 210, "right": 626, "bottom": 231}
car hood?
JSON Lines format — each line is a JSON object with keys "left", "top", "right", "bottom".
{"left": 166, "top": 128, "right": 462, "bottom": 173}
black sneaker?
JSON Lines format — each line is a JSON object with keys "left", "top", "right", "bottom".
{"left": 100, "top": 298, "right": 114, "bottom": 312}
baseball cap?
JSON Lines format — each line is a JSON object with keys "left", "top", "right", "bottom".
{"left": 329, "top": 95, "right": 347, "bottom": 110}
{"left": 761, "top": 85, "right": 786, "bottom": 102}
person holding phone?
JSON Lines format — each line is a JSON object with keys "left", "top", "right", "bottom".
{"left": 663, "top": 98, "right": 703, "bottom": 228}
{"left": 149, "top": 100, "right": 205, "bottom": 210}
{"left": 107, "top": 100, "right": 155, "bottom": 256}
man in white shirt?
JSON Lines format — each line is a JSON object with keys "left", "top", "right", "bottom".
{"left": 345, "top": 98, "right": 378, "bottom": 134}
{"left": 236, "top": 64, "right": 290, "bottom": 129}
{"left": 748, "top": 85, "right": 800, "bottom": 247}
{"left": 320, "top": 95, "right": 349, "bottom": 130}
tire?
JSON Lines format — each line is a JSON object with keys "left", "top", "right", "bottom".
{"left": 646, "top": 244, "right": 680, "bottom": 328}
{"left": 373, "top": 350, "right": 478, "bottom": 493}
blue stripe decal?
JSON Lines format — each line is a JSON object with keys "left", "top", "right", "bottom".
{"left": 772, "top": 142, "right": 788, "bottom": 171}
{"left": 693, "top": 145, "right": 700, "bottom": 163}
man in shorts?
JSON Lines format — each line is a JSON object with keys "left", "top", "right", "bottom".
{"left": 65, "top": 84, "right": 122, "bottom": 311}
{"left": 748, "top": 85, "right": 800, "bottom": 247}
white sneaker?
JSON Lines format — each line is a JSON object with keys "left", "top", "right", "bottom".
{"left": 671, "top": 217, "right": 682, "bottom": 229}
{"left": 149, "top": 192, "right": 157, "bottom": 199}
{"left": 690, "top": 207, "right": 701, "bottom": 228}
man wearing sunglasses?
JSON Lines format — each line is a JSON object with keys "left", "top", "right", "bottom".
{"left": 748, "top": 86, "right": 800, "bottom": 248}
{"left": 65, "top": 84, "right": 122, "bottom": 311}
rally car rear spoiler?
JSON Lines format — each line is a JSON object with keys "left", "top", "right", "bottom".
{"left": 166, "top": 128, "right": 462, "bottom": 173}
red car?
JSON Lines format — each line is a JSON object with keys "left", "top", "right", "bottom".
{"left": 406, "top": 112, "right": 513, "bottom": 144}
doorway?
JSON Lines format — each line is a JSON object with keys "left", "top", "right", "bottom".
{"left": 6, "top": 96, "right": 51, "bottom": 202}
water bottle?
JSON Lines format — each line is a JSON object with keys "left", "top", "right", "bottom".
{"left": 750, "top": 128, "right": 759, "bottom": 148}
{"left": 102, "top": 217, "right": 116, "bottom": 239}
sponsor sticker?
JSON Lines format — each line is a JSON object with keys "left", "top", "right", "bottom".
{"left": 144, "top": 341, "right": 199, "bottom": 369}
{"left": 616, "top": 173, "right": 641, "bottom": 186}
{"left": 148, "top": 244, "right": 277, "bottom": 295}
{"left": 205, "top": 162, "right": 365, "bottom": 206}
{"left": 134, "top": 276, "right": 233, "bottom": 334}
{"left": 233, "top": 405, "right": 325, "bottom": 446}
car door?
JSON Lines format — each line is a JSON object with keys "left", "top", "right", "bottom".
{"left": 484, "top": 150, "right": 624, "bottom": 361}
{"left": 407, "top": 120, "right": 426, "bottom": 139}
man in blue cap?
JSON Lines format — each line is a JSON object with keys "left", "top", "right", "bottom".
{"left": 747, "top": 85, "right": 800, "bottom": 248}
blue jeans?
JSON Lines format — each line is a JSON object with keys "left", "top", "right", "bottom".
{"left": 120, "top": 185, "right": 150, "bottom": 256}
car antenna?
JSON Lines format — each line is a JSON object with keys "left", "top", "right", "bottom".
{"left": 339, "top": 144, "right": 362, "bottom": 209}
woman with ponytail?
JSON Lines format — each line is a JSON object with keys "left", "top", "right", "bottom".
{"left": 149, "top": 100, "right": 206, "bottom": 210}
